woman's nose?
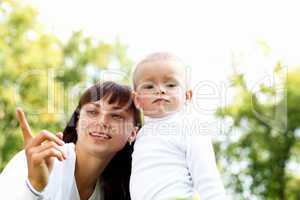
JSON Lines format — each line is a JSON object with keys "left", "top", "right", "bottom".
{"left": 98, "top": 114, "right": 109, "bottom": 128}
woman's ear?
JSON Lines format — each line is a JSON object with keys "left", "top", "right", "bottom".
{"left": 128, "top": 126, "right": 139, "bottom": 145}
{"left": 186, "top": 90, "right": 193, "bottom": 101}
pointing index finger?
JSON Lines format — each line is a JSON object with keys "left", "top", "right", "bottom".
{"left": 16, "top": 107, "right": 33, "bottom": 144}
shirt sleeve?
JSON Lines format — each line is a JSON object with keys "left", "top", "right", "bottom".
{"left": 186, "top": 134, "right": 230, "bottom": 200}
{"left": 0, "top": 150, "right": 43, "bottom": 200}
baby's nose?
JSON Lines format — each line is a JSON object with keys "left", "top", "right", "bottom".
{"left": 156, "top": 85, "right": 166, "bottom": 94}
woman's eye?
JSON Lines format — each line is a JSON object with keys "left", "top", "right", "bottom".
{"left": 86, "top": 110, "right": 98, "bottom": 116}
{"left": 111, "top": 114, "right": 124, "bottom": 120}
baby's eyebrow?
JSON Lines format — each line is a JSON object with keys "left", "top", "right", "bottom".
{"left": 136, "top": 79, "right": 154, "bottom": 87}
{"left": 164, "top": 76, "right": 179, "bottom": 82}
{"left": 140, "top": 77, "right": 155, "bottom": 82}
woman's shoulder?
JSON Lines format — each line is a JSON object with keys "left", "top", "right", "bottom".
{"left": 1, "top": 150, "right": 27, "bottom": 175}
{"left": 0, "top": 149, "right": 28, "bottom": 194}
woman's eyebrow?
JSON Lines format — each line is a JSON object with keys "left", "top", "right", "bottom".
{"left": 110, "top": 106, "right": 131, "bottom": 114}
{"left": 112, "top": 106, "right": 122, "bottom": 109}
{"left": 89, "top": 102, "right": 101, "bottom": 107}
{"left": 111, "top": 106, "right": 128, "bottom": 113}
{"left": 88, "top": 103, "right": 129, "bottom": 114}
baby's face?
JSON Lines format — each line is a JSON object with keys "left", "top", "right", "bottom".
{"left": 134, "top": 60, "right": 189, "bottom": 118}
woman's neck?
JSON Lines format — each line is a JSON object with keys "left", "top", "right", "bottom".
{"left": 74, "top": 146, "right": 114, "bottom": 200}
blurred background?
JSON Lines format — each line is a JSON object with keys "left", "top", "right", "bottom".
{"left": 0, "top": 0, "right": 300, "bottom": 199}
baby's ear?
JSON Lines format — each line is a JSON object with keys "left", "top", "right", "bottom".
{"left": 186, "top": 90, "right": 193, "bottom": 101}
{"left": 132, "top": 91, "right": 141, "bottom": 109}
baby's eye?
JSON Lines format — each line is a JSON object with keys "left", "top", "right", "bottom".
{"left": 142, "top": 84, "right": 154, "bottom": 89}
{"left": 166, "top": 82, "right": 177, "bottom": 87}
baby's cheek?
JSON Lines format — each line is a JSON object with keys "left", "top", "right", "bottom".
{"left": 139, "top": 101, "right": 150, "bottom": 110}
{"left": 173, "top": 92, "right": 186, "bottom": 103}
{"left": 141, "top": 93, "right": 154, "bottom": 100}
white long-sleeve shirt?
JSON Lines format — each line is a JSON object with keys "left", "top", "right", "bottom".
{"left": 0, "top": 143, "right": 102, "bottom": 200}
{"left": 130, "top": 112, "right": 229, "bottom": 200}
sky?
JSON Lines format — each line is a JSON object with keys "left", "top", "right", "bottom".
{"left": 25, "top": 0, "right": 300, "bottom": 84}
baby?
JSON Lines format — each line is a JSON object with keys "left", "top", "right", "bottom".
{"left": 130, "top": 52, "right": 229, "bottom": 200}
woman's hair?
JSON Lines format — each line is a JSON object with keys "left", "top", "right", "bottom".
{"left": 63, "top": 81, "right": 142, "bottom": 200}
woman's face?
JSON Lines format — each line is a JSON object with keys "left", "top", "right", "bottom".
{"left": 76, "top": 98, "right": 136, "bottom": 158}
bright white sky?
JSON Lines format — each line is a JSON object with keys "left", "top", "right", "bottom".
{"left": 26, "top": 0, "right": 300, "bottom": 85}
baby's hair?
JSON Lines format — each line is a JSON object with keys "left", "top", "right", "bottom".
{"left": 136, "top": 52, "right": 183, "bottom": 65}
{"left": 132, "top": 52, "right": 188, "bottom": 90}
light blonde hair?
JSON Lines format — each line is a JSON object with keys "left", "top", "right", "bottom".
{"left": 132, "top": 52, "right": 190, "bottom": 90}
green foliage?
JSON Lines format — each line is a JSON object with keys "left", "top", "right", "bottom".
{"left": 216, "top": 62, "right": 300, "bottom": 199}
{"left": 0, "top": 0, "right": 133, "bottom": 171}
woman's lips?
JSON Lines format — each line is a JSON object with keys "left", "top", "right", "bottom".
{"left": 89, "top": 132, "right": 112, "bottom": 140}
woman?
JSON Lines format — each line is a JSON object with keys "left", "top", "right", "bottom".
{"left": 0, "top": 81, "right": 142, "bottom": 200}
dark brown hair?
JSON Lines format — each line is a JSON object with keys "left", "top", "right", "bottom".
{"left": 63, "top": 81, "right": 142, "bottom": 200}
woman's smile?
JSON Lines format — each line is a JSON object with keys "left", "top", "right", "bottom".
{"left": 89, "top": 131, "right": 112, "bottom": 141}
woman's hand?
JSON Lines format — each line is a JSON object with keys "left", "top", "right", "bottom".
{"left": 16, "top": 108, "right": 67, "bottom": 192}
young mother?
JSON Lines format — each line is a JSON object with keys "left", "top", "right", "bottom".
{"left": 0, "top": 81, "right": 141, "bottom": 200}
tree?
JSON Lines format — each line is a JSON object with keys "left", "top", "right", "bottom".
{"left": 0, "top": 0, "right": 133, "bottom": 171}
{"left": 216, "top": 59, "right": 300, "bottom": 199}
